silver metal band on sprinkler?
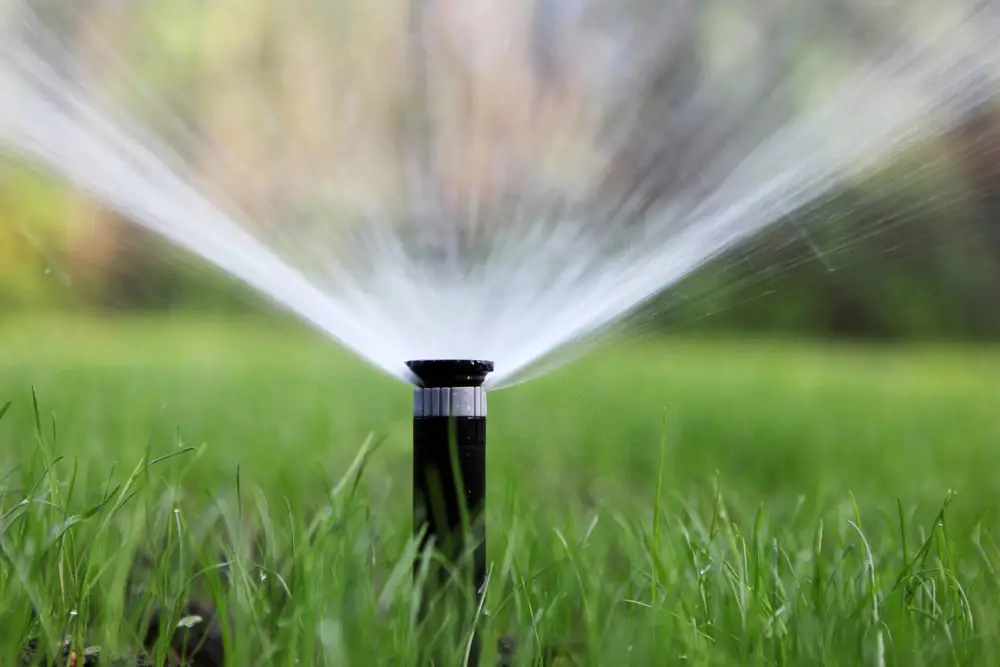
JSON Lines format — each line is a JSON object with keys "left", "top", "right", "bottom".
{"left": 413, "top": 386, "right": 487, "bottom": 418}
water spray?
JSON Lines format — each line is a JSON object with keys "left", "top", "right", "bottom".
{"left": 5, "top": 2, "right": 1000, "bottom": 393}
{"left": 407, "top": 359, "right": 492, "bottom": 663}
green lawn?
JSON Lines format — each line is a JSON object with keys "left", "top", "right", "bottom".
{"left": 0, "top": 314, "right": 998, "bottom": 665}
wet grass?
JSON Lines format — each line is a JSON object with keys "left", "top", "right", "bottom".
{"left": 1, "top": 314, "right": 999, "bottom": 665}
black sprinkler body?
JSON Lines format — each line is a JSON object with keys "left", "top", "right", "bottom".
{"left": 407, "top": 359, "right": 493, "bottom": 665}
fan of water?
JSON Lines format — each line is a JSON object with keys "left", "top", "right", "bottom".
{"left": 1, "top": 0, "right": 999, "bottom": 388}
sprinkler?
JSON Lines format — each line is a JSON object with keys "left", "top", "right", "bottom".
{"left": 407, "top": 359, "right": 492, "bottom": 664}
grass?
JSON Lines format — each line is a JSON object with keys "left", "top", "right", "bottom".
{"left": 1, "top": 314, "right": 999, "bottom": 665}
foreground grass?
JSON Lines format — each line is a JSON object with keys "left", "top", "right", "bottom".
{"left": 0, "top": 315, "right": 999, "bottom": 665}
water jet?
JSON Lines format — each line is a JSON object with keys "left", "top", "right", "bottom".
{"left": 4, "top": 2, "right": 1000, "bottom": 392}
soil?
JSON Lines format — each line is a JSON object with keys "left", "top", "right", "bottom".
{"left": 21, "top": 601, "right": 580, "bottom": 666}
{"left": 21, "top": 600, "right": 225, "bottom": 667}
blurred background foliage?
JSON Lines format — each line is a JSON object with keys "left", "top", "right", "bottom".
{"left": 1, "top": 0, "right": 999, "bottom": 340}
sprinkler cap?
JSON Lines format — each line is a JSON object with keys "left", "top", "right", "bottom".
{"left": 406, "top": 360, "right": 494, "bottom": 388}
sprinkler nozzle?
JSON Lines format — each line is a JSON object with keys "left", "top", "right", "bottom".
{"left": 407, "top": 359, "right": 494, "bottom": 388}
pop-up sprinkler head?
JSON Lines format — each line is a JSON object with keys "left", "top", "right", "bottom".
{"left": 407, "top": 359, "right": 493, "bottom": 666}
